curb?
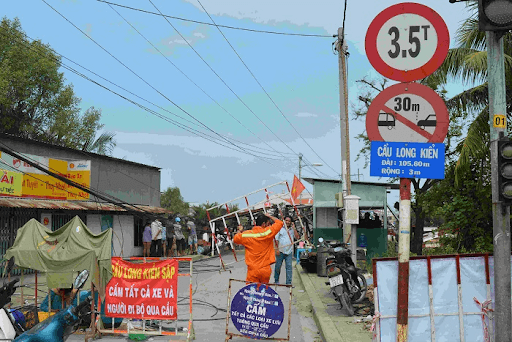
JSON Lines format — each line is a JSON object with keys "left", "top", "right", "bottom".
{"left": 295, "top": 263, "right": 347, "bottom": 342}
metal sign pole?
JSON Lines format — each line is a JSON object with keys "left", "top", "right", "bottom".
{"left": 396, "top": 178, "right": 411, "bottom": 342}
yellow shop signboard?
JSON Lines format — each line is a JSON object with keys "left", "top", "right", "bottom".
{"left": 0, "top": 152, "right": 90, "bottom": 200}
{"left": 0, "top": 169, "right": 23, "bottom": 196}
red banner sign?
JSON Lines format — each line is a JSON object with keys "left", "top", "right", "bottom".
{"left": 105, "top": 257, "right": 178, "bottom": 319}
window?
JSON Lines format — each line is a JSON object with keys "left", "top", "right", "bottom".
{"left": 134, "top": 216, "right": 144, "bottom": 247}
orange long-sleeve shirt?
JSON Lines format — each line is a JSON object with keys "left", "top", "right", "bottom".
{"left": 233, "top": 219, "right": 283, "bottom": 269}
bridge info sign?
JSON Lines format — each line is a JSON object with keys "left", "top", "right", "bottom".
{"left": 366, "top": 82, "right": 448, "bottom": 179}
{"left": 231, "top": 284, "right": 284, "bottom": 339}
{"left": 365, "top": 2, "right": 449, "bottom": 82}
{"left": 105, "top": 257, "right": 178, "bottom": 320}
{"left": 370, "top": 142, "right": 445, "bottom": 179}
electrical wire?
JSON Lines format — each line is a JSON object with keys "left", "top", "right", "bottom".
{"left": 40, "top": 0, "right": 288, "bottom": 167}
{"left": 96, "top": 0, "right": 335, "bottom": 38}
{"left": 106, "top": 4, "right": 298, "bottom": 161}
{"left": 0, "top": 28, "right": 291, "bottom": 166}
{"left": 147, "top": 0, "right": 299, "bottom": 164}
{"left": 197, "top": 0, "right": 341, "bottom": 178}
{"left": 0, "top": 141, "right": 161, "bottom": 220}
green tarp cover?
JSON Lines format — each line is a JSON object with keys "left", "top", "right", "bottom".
{"left": 4, "top": 216, "right": 112, "bottom": 298}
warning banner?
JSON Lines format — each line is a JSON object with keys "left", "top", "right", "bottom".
{"left": 105, "top": 258, "right": 178, "bottom": 320}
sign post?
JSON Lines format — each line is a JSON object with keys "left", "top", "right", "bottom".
{"left": 365, "top": 3, "right": 449, "bottom": 341}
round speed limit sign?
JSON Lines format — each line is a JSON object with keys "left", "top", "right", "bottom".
{"left": 365, "top": 3, "right": 449, "bottom": 82}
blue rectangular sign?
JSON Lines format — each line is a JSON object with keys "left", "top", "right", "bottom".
{"left": 370, "top": 141, "right": 445, "bottom": 179}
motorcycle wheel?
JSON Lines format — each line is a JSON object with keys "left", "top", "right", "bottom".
{"left": 353, "top": 271, "right": 368, "bottom": 304}
{"left": 339, "top": 289, "right": 354, "bottom": 316}
{"left": 332, "top": 284, "right": 343, "bottom": 302}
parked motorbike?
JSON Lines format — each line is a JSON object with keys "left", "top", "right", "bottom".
{"left": 320, "top": 238, "right": 367, "bottom": 316}
{"left": 0, "top": 257, "right": 27, "bottom": 340}
{"left": 14, "top": 269, "right": 92, "bottom": 342}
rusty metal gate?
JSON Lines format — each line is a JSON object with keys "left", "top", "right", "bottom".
{"left": 0, "top": 208, "right": 38, "bottom": 275}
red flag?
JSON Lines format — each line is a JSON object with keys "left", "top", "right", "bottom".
{"left": 291, "top": 175, "right": 305, "bottom": 202}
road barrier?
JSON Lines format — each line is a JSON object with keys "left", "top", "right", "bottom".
{"left": 98, "top": 257, "right": 194, "bottom": 341}
{"left": 372, "top": 254, "right": 501, "bottom": 342}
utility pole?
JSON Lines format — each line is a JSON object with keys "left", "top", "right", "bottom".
{"left": 298, "top": 153, "right": 303, "bottom": 180}
{"left": 298, "top": 153, "right": 303, "bottom": 203}
{"left": 487, "top": 29, "right": 511, "bottom": 342}
{"left": 336, "top": 27, "right": 356, "bottom": 263}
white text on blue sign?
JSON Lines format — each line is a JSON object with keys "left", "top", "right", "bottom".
{"left": 370, "top": 141, "right": 445, "bottom": 179}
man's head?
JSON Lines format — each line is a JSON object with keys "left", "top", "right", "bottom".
{"left": 284, "top": 215, "right": 293, "bottom": 227}
{"left": 255, "top": 214, "right": 273, "bottom": 227}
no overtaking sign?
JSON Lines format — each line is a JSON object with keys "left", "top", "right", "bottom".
{"left": 366, "top": 82, "right": 449, "bottom": 143}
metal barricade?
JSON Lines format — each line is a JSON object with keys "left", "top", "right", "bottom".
{"left": 96, "top": 257, "right": 195, "bottom": 341}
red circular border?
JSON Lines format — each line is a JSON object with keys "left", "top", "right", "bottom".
{"left": 365, "top": 3, "right": 450, "bottom": 82}
{"left": 365, "top": 83, "right": 449, "bottom": 143}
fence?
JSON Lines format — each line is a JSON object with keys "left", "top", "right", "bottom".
{"left": 372, "top": 254, "right": 500, "bottom": 342}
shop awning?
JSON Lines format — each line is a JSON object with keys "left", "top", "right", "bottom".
{"left": 0, "top": 197, "right": 169, "bottom": 214}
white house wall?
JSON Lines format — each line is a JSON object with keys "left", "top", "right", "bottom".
{"left": 86, "top": 214, "right": 140, "bottom": 257}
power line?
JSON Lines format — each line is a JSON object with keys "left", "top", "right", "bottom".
{"left": 196, "top": 0, "right": 341, "bottom": 178}
{"left": 147, "top": 0, "right": 301, "bottom": 163}
{"left": 0, "top": 141, "right": 159, "bottom": 218}
{"left": 106, "top": 3, "right": 296, "bottom": 161}
{"left": 96, "top": 0, "right": 335, "bottom": 38}
{"left": 342, "top": 0, "right": 348, "bottom": 38}
{"left": 39, "top": 0, "right": 291, "bottom": 166}
{"left": 0, "top": 29, "right": 290, "bottom": 167}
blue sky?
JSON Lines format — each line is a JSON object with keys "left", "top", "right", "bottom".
{"left": 3, "top": 0, "right": 472, "bottom": 205}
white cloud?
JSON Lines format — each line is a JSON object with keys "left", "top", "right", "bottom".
{"left": 295, "top": 112, "right": 317, "bottom": 118}
{"left": 193, "top": 32, "right": 206, "bottom": 38}
{"left": 185, "top": 1, "right": 471, "bottom": 58}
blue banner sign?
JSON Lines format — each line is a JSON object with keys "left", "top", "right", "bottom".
{"left": 370, "top": 141, "right": 445, "bottom": 179}
{"left": 231, "top": 283, "right": 284, "bottom": 339}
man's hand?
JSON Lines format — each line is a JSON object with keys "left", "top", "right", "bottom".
{"left": 276, "top": 249, "right": 280, "bottom": 256}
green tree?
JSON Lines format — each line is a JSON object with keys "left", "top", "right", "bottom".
{"left": 191, "top": 202, "right": 240, "bottom": 229}
{"left": 425, "top": 3, "right": 512, "bottom": 183}
{"left": 421, "top": 158, "right": 493, "bottom": 253}
{"left": 353, "top": 77, "right": 464, "bottom": 255}
{"left": 0, "top": 17, "right": 115, "bottom": 154}
{"left": 161, "top": 187, "right": 189, "bottom": 216}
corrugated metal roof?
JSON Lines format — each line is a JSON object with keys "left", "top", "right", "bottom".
{"left": 0, "top": 197, "right": 169, "bottom": 214}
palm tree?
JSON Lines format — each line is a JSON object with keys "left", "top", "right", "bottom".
{"left": 81, "top": 131, "right": 116, "bottom": 156}
{"left": 427, "top": 2, "right": 512, "bottom": 183}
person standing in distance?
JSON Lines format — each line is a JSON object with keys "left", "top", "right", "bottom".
{"left": 233, "top": 213, "right": 283, "bottom": 284}
{"left": 187, "top": 219, "right": 198, "bottom": 254}
{"left": 274, "top": 215, "right": 299, "bottom": 285}
{"left": 174, "top": 217, "right": 186, "bottom": 257}
{"left": 166, "top": 219, "right": 175, "bottom": 257}
{"left": 142, "top": 221, "right": 152, "bottom": 258}
{"left": 150, "top": 218, "right": 163, "bottom": 257}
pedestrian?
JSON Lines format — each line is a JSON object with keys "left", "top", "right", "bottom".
{"left": 150, "top": 218, "right": 163, "bottom": 257}
{"left": 187, "top": 219, "right": 198, "bottom": 254}
{"left": 143, "top": 221, "right": 152, "bottom": 258}
{"left": 161, "top": 221, "right": 167, "bottom": 257}
{"left": 166, "top": 220, "right": 175, "bottom": 257}
{"left": 174, "top": 217, "right": 186, "bottom": 257}
{"left": 233, "top": 213, "right": 283, "bottom": 284}
{"left": 274, "top": 215, "right": 299, "bottom": 285}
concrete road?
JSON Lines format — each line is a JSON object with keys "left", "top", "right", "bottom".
{"left": 67, "top": 251, "right": 323, "bottom": 341}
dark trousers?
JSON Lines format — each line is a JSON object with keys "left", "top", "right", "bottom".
{"left": 150, "top": 239, "right": 162, "bottom": 257}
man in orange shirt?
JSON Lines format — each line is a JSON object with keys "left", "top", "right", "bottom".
{"left": 233, "top": 213, "right": 283, "bottom": 284}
